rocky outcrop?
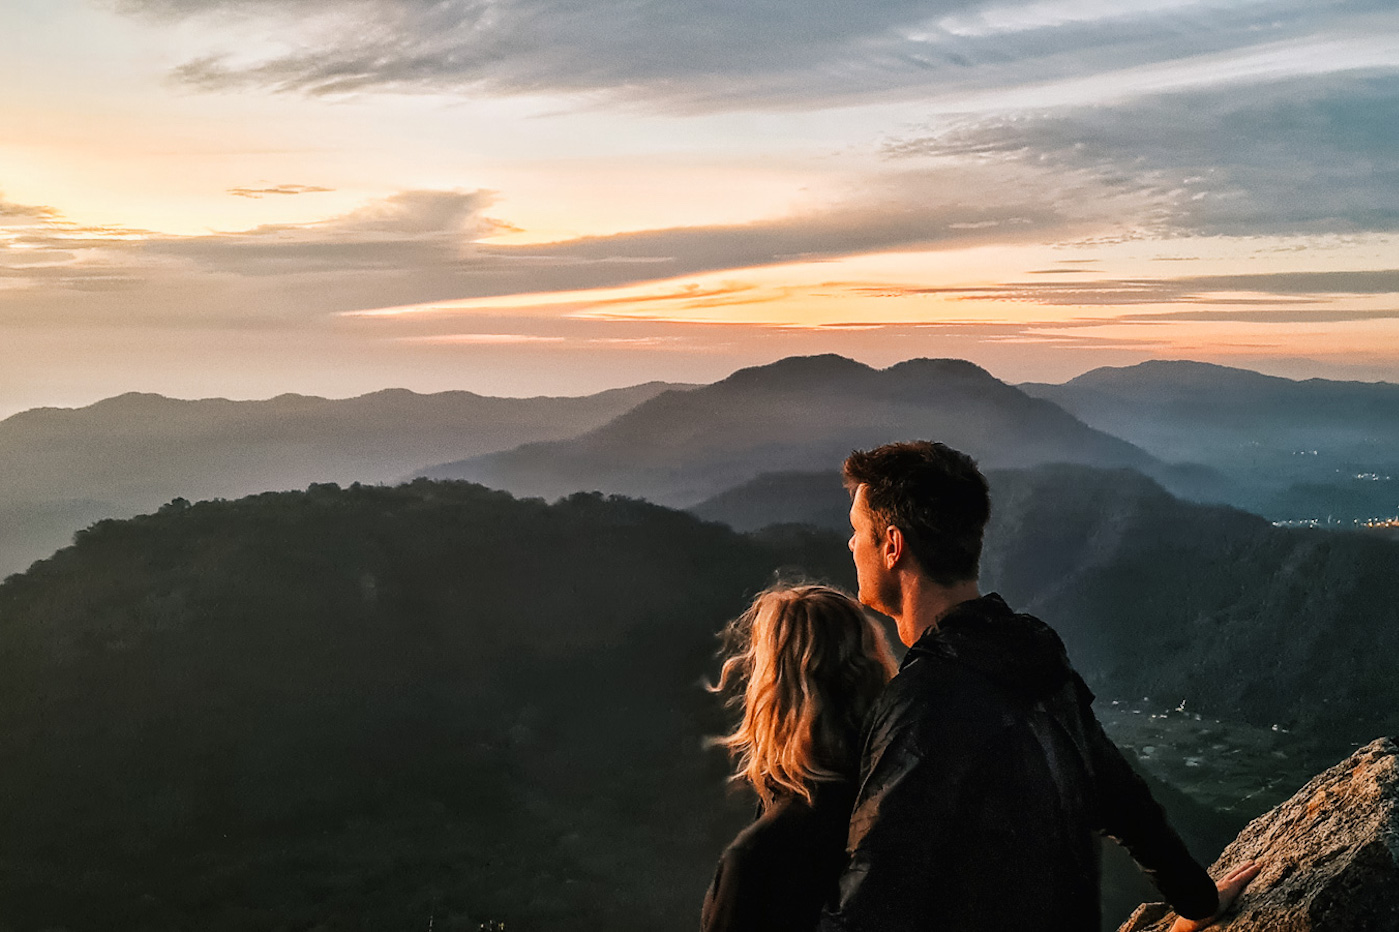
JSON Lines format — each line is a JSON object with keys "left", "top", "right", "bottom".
{"left": 1120, "top": 737, "right": 1399, "bottom": 931}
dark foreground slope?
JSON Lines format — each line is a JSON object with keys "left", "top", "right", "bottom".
{"left": 694, "top": 465, "right": 1399, "bottom": 745}
{"left": 0, "top": 481, "right": 856, "bottom": 932}
{"left": 0, "top": 382, "right": 681, "bottom": 578}
{"left": 421, "top": 355, "right": 1183, "bottom": 507}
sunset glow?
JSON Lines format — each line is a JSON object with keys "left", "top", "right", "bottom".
{"left": 2, "top": 0, "right": 1397, "bottom": 413}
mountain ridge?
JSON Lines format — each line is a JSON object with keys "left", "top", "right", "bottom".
{"left": 0, "top": 381, "right": 685, "bottom": 430}
{"left": 0, "top": 380, "right": 689, "bottom": 578}
{"left": 420, "top": 354, "right": 1176, "bottom": 507}
{"left": 1021, "top": 359, "right": 1399, "bottom": 523}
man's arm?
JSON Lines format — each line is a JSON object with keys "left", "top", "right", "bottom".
{"left": 1077, "top": 680, "right": 1220, "bottom": 920}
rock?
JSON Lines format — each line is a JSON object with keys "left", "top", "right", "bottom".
{"left": 1119, "top": 737, "right": 1399, "bottom": 931}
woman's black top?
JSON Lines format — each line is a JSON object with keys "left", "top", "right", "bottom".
{"left": 701, "top": 780, "right": 857, "bottom": 932}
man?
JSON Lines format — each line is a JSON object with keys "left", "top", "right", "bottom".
{"left": 820, "top": 441, "right": 1257, "bottom": 932}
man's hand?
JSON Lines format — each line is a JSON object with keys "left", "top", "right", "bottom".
{"left": 1169, "top": 860, "right": 1262, "bottom": 932}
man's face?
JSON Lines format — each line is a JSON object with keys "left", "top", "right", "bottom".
{"left": 848, "top": 484, "right": 895, "bottom": 615}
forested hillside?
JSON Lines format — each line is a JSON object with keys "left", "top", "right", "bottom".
{"left": 0, "top": 479, "right": 1235, "bottom": 932}
{"left": 0, "top": 481, "right": 836, "bottom": 932}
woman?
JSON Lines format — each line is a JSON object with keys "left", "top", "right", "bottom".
{"left": 702, "top": 583, "right": 898, "bottom": 932}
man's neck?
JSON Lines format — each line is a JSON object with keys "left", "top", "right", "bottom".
{"left": 895, "top": 577, "right": 982, "bottom": 647}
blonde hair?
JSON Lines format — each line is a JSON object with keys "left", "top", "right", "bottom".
{"left": 710, "top": 584, "right": 898, "bottom": 808}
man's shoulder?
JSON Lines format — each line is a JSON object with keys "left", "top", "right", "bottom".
{"left": 866, "top": 651, "right": 1018, "bottom": 752}
{"left": 864, "top": 596, "right": 1097, "bottom": 756}
{"left": 879, "top": 648, "right": 980, "bottom": 698}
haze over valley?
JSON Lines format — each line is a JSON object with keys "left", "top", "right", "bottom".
{"left": 0, "top": 382, "right": 681, "bottom": 577}
{"left": 1022, "top": 361, "right": 1399, "bottom": 529}
{"left": 5, "top": 354, "right": 1391, "bottom": 580}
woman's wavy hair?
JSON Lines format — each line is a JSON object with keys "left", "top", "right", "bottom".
{"left": 709, "top": 583, "right": 898, "bottom": 808}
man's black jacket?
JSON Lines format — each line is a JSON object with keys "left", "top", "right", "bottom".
{"left": 819, "top": 594, "right": 1218, "bottom": 932}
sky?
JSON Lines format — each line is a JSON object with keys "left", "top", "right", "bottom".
{"left": 1, "top": 0, "right": 1397, "bottom": 413}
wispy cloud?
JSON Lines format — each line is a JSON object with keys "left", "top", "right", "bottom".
{"left": 1, "top": 163, "right": 1142, "bottom": 326}
{"left": 888, "top": 71, "right": 1399, "bottom": 236}
{"left": 7, "top": 174, "right": 1397, "bottom": 335}
{"left": 115, "top": 0, "right": 1395, "bottom": 112}
{"left": 854, "top": 269, "right": 1399, "bottom": 307}
{"left": 227, "top": 184, "right": 334, "bottom": 198}
{"left": 1115, "top": 308, "right": 1399, "bottom": 324}
{"left": 396, "top": 332, "right": 567, "bottom": 344}
{"left": 0, "top": 190, "right": 499, "bottom": 323}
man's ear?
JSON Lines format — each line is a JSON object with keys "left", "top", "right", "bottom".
{"left": 883, "top": 525, "right": 904, "bottom": 569}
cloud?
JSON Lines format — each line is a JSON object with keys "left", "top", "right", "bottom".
{"left": 0, "top": 173, "right": 1101, "bottom": 327}
{"left": 1157, "top": 270, "right": 1399, "bottom": 296}
{"left": 888, "top": 71, "right": 1399, "bottom": 235}
{"left": 396, "top": 332, "right": 567, "bottom": 344}
{"left": 1116, "top": 309, "right": 1399, "bottom": 323}
{"left": 158, "top": 160, "right": 1148, "bottom": 283}
{"left": 115, "top": 0, "right": 1393, "bottom": 111}
{"left": 0, "top": 190, "right": 493, "bottom": 325}
{"left": 4, "top": 175, "right": 1394, "bottom": 340}
{"left": 360, "top": 306, "right": 1180, "bottom": 350}
{"left": 227, "top": 184, "right": 334, "bottom": 198}
{"left": 0, "top": 197, "right": 157, "bottom": 295}
{"left": 0, "top": 197, "right": 60, "bottom": 225}
{"left": 860, "top": 269, "right": 1399, "bottom": 308}
{"left": 143, "top": 189, "right": 504, "bottom": 277}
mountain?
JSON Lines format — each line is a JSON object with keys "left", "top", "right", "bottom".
{"left": 0, "top": 382, "right": 683, "bottom": 577}
{"left": 692, "top": 469, "right": 853, "bottom": 532}
{"left": 0, "top": 480, "right": 1241, "bottom": 932}
{"left": 692, "top": 464, "right": 1399, "bottom": 744}
{"left": 421, "top": 355, "right": 1186, "bottom": 507}
{"left": 1021, "top": 360, "right": 1399, "bottom": 524}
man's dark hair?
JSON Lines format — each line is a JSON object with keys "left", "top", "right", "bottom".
{"left": 842, "top": 441, "right": 991, "bottom": 586}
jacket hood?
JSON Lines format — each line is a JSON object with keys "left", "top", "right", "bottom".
{"left": 903, "top": 593, "right": 1076, "bottom": 702}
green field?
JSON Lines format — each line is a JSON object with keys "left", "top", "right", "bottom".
{"left": 1100, "top": 699, "right": 1349, "bottom": 816}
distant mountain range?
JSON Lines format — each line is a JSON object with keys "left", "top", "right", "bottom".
{"left": 420, "top": 355, "right": 1210, "bottom": 506}
{"left": 5, "top": 354, "right": 1396, "bottom": 578}
{"left": 0, "top": 382, "right": 682, "bottom": 577}
{"left": 1022, "top": 360, "right": 1399, "bottom": 524}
